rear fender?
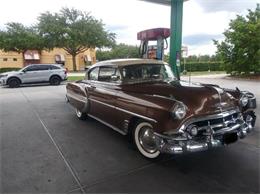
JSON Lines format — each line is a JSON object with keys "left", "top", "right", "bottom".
{"left": 66, "top": 82, "right": 89, "bottom": 113}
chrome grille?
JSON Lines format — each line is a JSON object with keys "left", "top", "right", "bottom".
{"left": 194, "top": 112, "right": 240, "bottom": 132}
{"left": 184, "top": 110, "right": 244, "bottom": 136}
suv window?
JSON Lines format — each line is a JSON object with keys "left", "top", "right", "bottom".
{"left": 88, "top": 67, "right": 99, "bottom": 81}
{"left": 98, "top": 67, "right": 120, "bottom": 82}
{"left": 51, "top": 65, "right": 60, "bottom": 70}
{"left": 24, "top": 65, "right": 37, "bottom": 72}
{"left": 36, "top": 65, "right": 51, "bottom": 71}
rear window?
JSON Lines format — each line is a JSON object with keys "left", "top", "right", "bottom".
{"left": 51, "top": 65, "right": 60, "bottom": 70}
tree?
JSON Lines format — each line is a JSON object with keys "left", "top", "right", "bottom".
{"left": 96, "top": 43, "right": 139, "bottom": 61}
{"left": 0, "top": 22, "right": 45, "bottom": 58}
{"left": 214, "top": 4, "right": 260, "bottom": 75}
{"left": 37, "top": 8, "right": 115, "bottom": 71}
{"left": 164, "top": 54, "right": 220, "bottom": 64}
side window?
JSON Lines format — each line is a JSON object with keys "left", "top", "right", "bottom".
{"left": 89, "top": 68, "right": 99, "bottom": 81}
{"left": 24, "top": 65, "right": 36, "bottom": 72}
{"left": 33, "top": 65, "right": 43, "bottom": 71}
{"left": 98, "top": 67, "right": 120, "bottom": 82}
{"left": 37, "top": 65, "right": 50, "bottom": 71}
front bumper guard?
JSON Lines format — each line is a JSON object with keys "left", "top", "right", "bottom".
{"left": 154, "top": 117, "right": 253, "bottom": 154}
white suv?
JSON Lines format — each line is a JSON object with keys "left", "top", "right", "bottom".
{"left": 0, "top": 64, "right": 68, "bottom": 88}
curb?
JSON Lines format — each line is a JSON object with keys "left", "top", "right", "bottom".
{"left": 224, "top": 76, "right": 260, "bottom": 82}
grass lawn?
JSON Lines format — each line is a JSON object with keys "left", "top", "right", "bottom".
{"left": 182, "top": 71, "right": 226, "bottom": 76}
{"left": 67, "top": 76, "right": 85, "bottom": 81}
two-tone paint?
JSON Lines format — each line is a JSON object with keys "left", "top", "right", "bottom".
{"left": 66, "top": 59, "right": 257, "bottom": 157}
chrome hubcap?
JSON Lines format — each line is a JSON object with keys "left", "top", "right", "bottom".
{"left": 138, "top": 126, "right": 157, "bottom": 154}
{"left": 246, "top": 115, "right": 253, "bottom": 130}
{"left": 76, "top": 109, "right": 82, "bottom": 117}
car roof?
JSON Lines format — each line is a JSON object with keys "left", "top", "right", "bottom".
{"left": 28, "top": 64, "right": 61, "bottom": 66}
{"left": 92, "top": 58, "right": 165, "bottom": 68}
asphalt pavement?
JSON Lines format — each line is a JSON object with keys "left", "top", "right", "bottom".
{"left": 0, "top": 76, "right": 259, "bottom": 193}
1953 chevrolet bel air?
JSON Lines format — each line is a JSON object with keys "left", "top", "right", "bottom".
{"left": 66, "top": 59, "right": 257, "bottom": 159}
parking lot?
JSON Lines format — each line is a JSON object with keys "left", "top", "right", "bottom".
{"left": 0, "top": 77, "right": 259, "bottom": 193}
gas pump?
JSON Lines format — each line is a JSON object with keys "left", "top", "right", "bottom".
{"left": 137, "top": 28, "right": 170, "bottom": 60}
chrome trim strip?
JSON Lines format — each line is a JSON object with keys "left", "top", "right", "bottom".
{"left": 183, "top": 109, "right": 240, "bottom": 128}
{"left": 89, "top": 98, "right": 157, "bottom": 123}
{"left": 214, "top": 123, "right": 241, "bottom": 135}
{"left": 165, "top": 109, "right": 240, "bottom": 135}
{"left": 89, "top": 98, "right": 115, "bottom": 109}
{"left": 89, "top": 80, "right": 122, "bottom": 86}
{"left": 151, "top": 94, "right": 183, "bottom": 104}
{"left": 116, "top": 107, "right": 157, "bottom": 123}
{"left": 88, "top": 114, "right": 127, "bottom": 135}
{"left": 67, "top": 93, "right": 87, "bottom": 103}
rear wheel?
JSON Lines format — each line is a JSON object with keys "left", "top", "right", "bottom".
{"left": 50, "top": 76, "right": 61, "bottom": 85}
{"left": 133, "top": 121, "right": 160, "bottom": 159}
{"left": 75, "top": 108, "right": 88, "bottom": 120}
{"left": 8, "top": 78, "right": 20, "bottom": 88}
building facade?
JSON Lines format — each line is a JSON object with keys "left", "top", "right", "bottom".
{"left": 0, "top": 48, "right": 96, "bottom": 71}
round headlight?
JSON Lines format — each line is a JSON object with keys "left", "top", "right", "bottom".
{"left": 240, "top": 95, "right": 248, "bottom": 107}
{"left": 187, "top": 125, "right": 198, "bottom": 136}
{"left": 172, "top": 103, "right": 187, "bottom": 120}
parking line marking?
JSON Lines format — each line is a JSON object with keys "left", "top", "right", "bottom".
{"left": 21, "top": 90, "right": 86, "bottom": 194}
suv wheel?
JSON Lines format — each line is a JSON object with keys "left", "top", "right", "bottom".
{"left": 8, "top": 78, "right": 20, "bottom": 88}
{"left": 50, "top": 76, "right": 61, "bottom": 85}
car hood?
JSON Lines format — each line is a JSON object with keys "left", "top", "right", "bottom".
{"left": 0, "top": 71, "right": 20, "bottom": 76}
{"left": 121, "top": 80, "right": 238, "bottom": 116}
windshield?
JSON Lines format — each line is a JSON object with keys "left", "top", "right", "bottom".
{"left": 19, "top": 66, "right": 27, "bottom": 72}
{"left": 121, "top": 63, "right": 175, "bottom": 83}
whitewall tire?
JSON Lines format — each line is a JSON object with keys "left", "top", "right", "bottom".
{"left": 75, "top": 108, "right": 87, "bottom": 120}
{"left": 134, "top": 122, "right": 160, "bottom": 159}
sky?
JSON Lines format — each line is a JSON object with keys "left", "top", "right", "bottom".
{"left": 0, "top": 0, "right": 259, "bottom": 56}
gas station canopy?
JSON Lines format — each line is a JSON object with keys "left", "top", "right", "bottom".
{"left": 141, "top": 0, "right": 188, "bottom": 6}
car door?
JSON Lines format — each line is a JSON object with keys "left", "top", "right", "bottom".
{"left": 87, "top": 66, "right": 120, "bottom": 127}
{"left": 20, "top": 65, "right": 40, "bottom": 83}
{"left": 37, "top": 65, "right": 52, "bottom": 82}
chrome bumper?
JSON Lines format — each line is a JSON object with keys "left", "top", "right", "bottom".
{"left": 154, "top": 111, "right": 255, "bottom": 154}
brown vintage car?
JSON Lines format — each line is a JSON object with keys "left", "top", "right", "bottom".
{"left": 66, "top": 59, "right": 257, "bottom": 159}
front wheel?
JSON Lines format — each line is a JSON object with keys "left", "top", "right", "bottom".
{"left": 133, "top": 121, "right": 160, "bottom": 159}
{"left": 8, "top": 78, "right": 20, "bottom": 88}
{"left": 75, "top": 108, "right": 87, "bottom": 120}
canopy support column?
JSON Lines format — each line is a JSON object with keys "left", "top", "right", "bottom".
{"left": 169, "top": 0, "right": 184, "bottom": 80}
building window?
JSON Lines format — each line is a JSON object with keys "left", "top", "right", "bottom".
{"left": 13, "top": 58, "right": 17, "bottom": 61}
{"left": 3, "top": 58, "right": 8, "bottom": 61}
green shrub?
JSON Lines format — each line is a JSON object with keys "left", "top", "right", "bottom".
{"left": 0, "top": 67, "right": 21, "bottom": 73}
{"left": 181, "top": 62, "right": 224, "bottom": 72}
